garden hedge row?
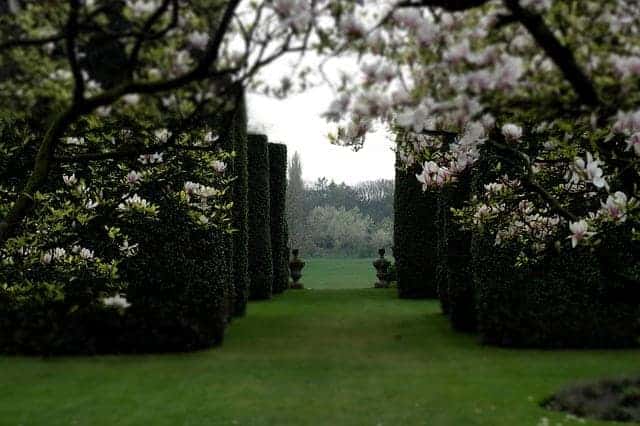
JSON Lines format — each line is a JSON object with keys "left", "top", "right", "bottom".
{"left": 393, "top": 153, "right": 439, "bottom": 299}
{"left": 268, "top": 142, "right": 290, "bottom": 294}
{"left": 0, "top": 193, "right": 232, "bottom": 355}
{"left": 221, "top": 86, "right": 250, "bottom": 316}
{"left": 473, "top": 228, "right": 640, "bottom": 348}
{"left": 247, "top": 134, "right": 274, "bottom": 299}
{"left": 436, "top": 170, "right": 476, "bottom": 331}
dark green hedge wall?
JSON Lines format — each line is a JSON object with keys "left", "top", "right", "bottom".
{"left": 436, "top": 170, "right": 476, "bottom": 331}
{"left": 0, "top": 194, "right": 232, "bottom": 355}
{"left": 223, "top": 87, "right": 250, "bottom": 316}
{"left": 268, "top": 142, "right": 290, "bottom": 294}
{"left": 247, "top": 134, "right": 274, "bottom": 300}
{"left": 393, "top": 154, "right": 439, "bottom": 298}
{"left": 473, "top": 230, "right": 640, "bottom": 348}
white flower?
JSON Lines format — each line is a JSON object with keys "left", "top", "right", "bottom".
{"left": 568, "top": 220, "right": 595, "bottom": 248}
{"left": 520, "top": 0, "right": 551, "bottom": 13}
{"left": 102, "top": 294, "right": 131, "bottom": 309}
{"left": 154, "top": 128, "right": 171, "bottom": 143}
{"left": 187, "top": 31, "right": 209, "bottom": 50}
{"left": 501, "top": 123, "right": 523, "bottom": 142}
{"left": 571, "top": 152, "right": 608, "bottom": 189}
{"left": 63, "top": 174, "right": 78, "bottom": 187}
{"left": 65, "top": 136, "right": 85, "bottom": 145}
{"left": 211, "top": 160, "right": 227, "bottom": 174}
{"left": 119, "top": 241, "right": 139, "bottom": 257}
{"left": 50, "top": 248, "right": 65, "bottom": 260}
{"left": 138, "top": 152, "right": 164, "bottom": 164}
{"left": 126, "top": 170, "right": 143, "bottom": 184}
{"left": 79, "top": 248, "right": 94, "bottom": 260}
{"left": 127, "top": 0, "right": 158, "bottom": 17}
{"left": 122, "top": 93, "right": 140, "bottom": 105}
{"left": 41, "top": 252, "right": 53, "bottom": 265}
{"left": 85, "top": 199, "right": 99, "bottom": 209}
{"left": 204, "top": 131, "right": 219, "bottom": 143}
{"left": 601, "top": 191, "right": 629, "bottom": 222}
{"left": 118, "top": 194, "right": 152, "bottom": 212}
{"left": 626, "top": 133, "right": 640, "bottom": 156}
{"left": 416, "top": 161, "right": 451, "bottom": 190}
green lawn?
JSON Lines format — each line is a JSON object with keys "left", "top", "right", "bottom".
{"left": 1, "top": 261, "right": 638, "bottom": 425}
{"left": 303, "top": 257, "right": 376, "bottom": 289}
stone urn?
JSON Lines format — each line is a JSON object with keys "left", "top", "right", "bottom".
{"left": 289, "top": 249, "right": 305, "bottom": 289}
{"left": 373, "top": 248, "right": 391, "bottom": 288}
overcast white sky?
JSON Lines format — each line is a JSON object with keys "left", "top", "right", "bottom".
{"left": 246, "top": 55, "right": 396, "bottom": 186}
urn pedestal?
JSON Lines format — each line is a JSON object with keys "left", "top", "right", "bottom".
{"left": 373, "top": 248, "right": 391, "bottom": 288}
{"left": 289, "top": 249, "right": 305, "bottom": 289}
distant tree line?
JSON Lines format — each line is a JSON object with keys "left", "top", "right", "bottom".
{"left": 286, "top": 153, "right": 394, "bottom": 258}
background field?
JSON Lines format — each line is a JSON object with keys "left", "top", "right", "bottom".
{"left": 302, "top": 257, "right": 376, "bottom": 289}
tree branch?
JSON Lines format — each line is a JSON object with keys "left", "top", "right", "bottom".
{"left": 503, "top": 0, "right": 601, "bottom": 107}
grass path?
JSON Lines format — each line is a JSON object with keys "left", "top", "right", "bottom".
{"left": 1, "top": 288, "right": 638, "bottom": 426}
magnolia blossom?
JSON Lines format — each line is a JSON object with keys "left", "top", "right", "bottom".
{"left": 127, "top": 0, "right": 158, "bottom": 17}
{"left": 600, "top": 191, "right": 629, "bottom": 222}
{"left": 126, "top": 170, "right": 143, "bottom": 184}
{"left": 118, "top": 194, "right": 153, "bottom": 212}
{"left": 204, "top": 131, "right": 219, "bottom": 143}
{"left": 122, "top": 93, "right": 140, "bottom": 105}
{"left": 568, "top": 220, "right": 595, "bottom": 248}
{"left": 52, "top": 247, "right": 66, "bottom": 260}
{"left": 119, "top": 241, "right": 138, "bottom": 257}
{"left": 138, "top": 152, "right": 164, "bottom": 164}
{"left": 571, "top": 152, "right": 608, "bottom": 189}
{"left": 184, "top": 181, "right": 218, "bottom": 198}
{"left": 211, "top": 160, "right": 227, "bottom": 174}
{"left": 85, "top": 199, "right": 99, "bottom": 209}
{"left": 155, "top": 128, "right": 171, "bottom": 143}
{"left": 41, "top": 252, "right": 53, "bottom": 264}
{"left": 65, "top": 136, "right": 85, "bottom": 145}
{"left": 626, "top": 133, "right": 640, "bottom": 156}
{"left": 187, "top": 31, "right": 209, "bottom": 50}
{"left": 341, "top": 15, "right": 365, "bottom": 40}
{"left": 520, "top": 0, "right": 552, "bottom": 13}
{"left": 501, "top": 123, "right": 523, "bottom": 142}
{"left": 63, "top": 174, "right": 78, "bottom": 187}
{"left": 416, "top": 161, "right": 452, "bottom": 190}
{"left": 102, "top": 294, "right": 131, "bottom": 309}
{"left": 79, "top": 247, "right": 94, "bottom": 260}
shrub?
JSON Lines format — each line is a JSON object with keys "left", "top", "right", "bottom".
{"left": 247, "top": 134, "right": 274, "bottom": 299}
{"left": 268, "top": 142, "right": 290, "bottom": 294}
{"left": 473, "top": 226, "right": 640, "bottom": 348}
{"left": 442, "top": 170, "right": 476, "bottom": 332}
{"left": 393, "top": 153, "right": 438, "bottom": 298}
{"left": 220, "top": 86, "right": 250, "bottom": 316}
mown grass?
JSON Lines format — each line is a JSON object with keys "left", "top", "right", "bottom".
{"left": 0, "top": 260, "right": 638, "bottom": 426}
{"left": 302, "top": 257, "right": 375, "bottom": 289}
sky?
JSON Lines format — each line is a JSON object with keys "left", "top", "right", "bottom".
{"left": 246, "top": 58, "right": 396, "bottom": 186}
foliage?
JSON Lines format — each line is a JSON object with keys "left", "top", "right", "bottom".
{"left": 286, "top": 151, "right": 305, "bottom": 252}
{"left": 247, "top": 133, "right": 273, "bottom": 300}
{"left": 393, "top": 153, "right": 438, "bottom": 299}
{"left": 268, "top": 142, "right": 289, "bottom": 294}
{"left": 220, "top": 85, "right": 250, "bottom": 317}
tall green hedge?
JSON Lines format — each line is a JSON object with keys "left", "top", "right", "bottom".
{"left": 268, "top": 142, "right": 290, "bottom": 294}
{"left": 224, "top": 87, "right": 250, "bottom": 316}
{"left": 393, "top": 154, "right": 439, "bottom": 299}
{"left": 473, "top": 230, "right": 640, "bottom": 348}
{"left": 247, "top": 134, "right": 274, "bottom": 300}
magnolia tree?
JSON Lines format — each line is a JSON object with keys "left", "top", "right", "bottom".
{"left": 0, "top": 0, "right": 316, "bottom": 306}
{"left": 269, "top": 0, "right": 640, "bottom": 260}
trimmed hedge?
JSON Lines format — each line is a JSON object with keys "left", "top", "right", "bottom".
{"left": 473, "top": 230, "right": 640, "bottom": 348}
{"left": 435, "top": 191, "right": 450, "bottom": 315}
{"left": 0, "top": 193, "right": 232, "bottom": 355}
{"left": 393, "top": 153, "right": 439, "bottom": 298}
{"left": 247, "top": 134, "right": 274, "bottom": 299}
{"left": 268, "top": 142, "right": 290, "bottom": 294}
{"left": 439, "top": 170, "right": 476, "bottom": 332}
{"left": 221, "top": 87, "right": 250, "bottom": 317}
